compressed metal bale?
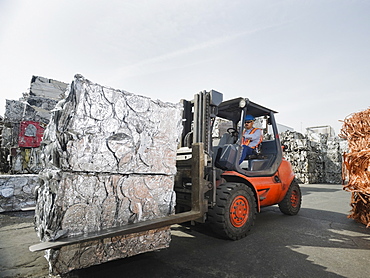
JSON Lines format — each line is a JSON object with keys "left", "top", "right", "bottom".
{"left": 35, "top": 171, "right": 176, "bottom": 239}
{"left": 29, "top": 75, "right": 68, "bottom": 100}
{"left": 4, "top": 100, "right": 25, "bottom": 123}
{"left": 26, "top": 95, "right": 59, "bottom": 110}
{"left": 0, "top": 174, "right": 39, "bottom": 211}
{"left": 1, "top": 124, "right": 20, "bottom": 148}
{"left": 22, "top": 103, "right": 53, "bottom": 125}
{"left": 0, "top": 148, "right": 10, "bottom": 173}
{"left": 41, "top": 74, "right": 182, "bottom": 175}
{"left": 20, "top": 76, "right": 67, "bottom": 125}
{"left": 6, "top": 146, "right": 43, "bottom": 174}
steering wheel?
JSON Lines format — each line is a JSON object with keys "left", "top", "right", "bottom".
{"left": 227, "top": 128, "right": 238, "bottom": 136}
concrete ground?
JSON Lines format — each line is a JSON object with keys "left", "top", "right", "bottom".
{"left": 1, "top": 183, "right": 369, "bottom": 278}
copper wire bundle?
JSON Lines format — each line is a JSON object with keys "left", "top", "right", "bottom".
{"left": 340, "top": 108, "right": 370, "bottom": 227}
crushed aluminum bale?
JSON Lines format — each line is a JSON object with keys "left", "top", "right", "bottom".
{"left": 35, "top": 172, "right": 176, "bottom": 240}
{"left": 29, "top": 75, "right": 68, "bottom": 101}
{"left": 41, "top": 74, "right": 183, "bottom": 175}
{"left": 0, "top": 174, "right": 39, "bottom": 212}
{"left": 4, "top": 100, "right": 26, "bottom": 123}
{"left": 35, "top": 74, "right": 183, "bottom": 275}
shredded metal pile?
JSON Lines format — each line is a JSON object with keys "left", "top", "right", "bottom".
{"left": 35, "top": 75, "right": 182, "bottom": 274}
{"left": 340, "top": 108, "right": 370, "bottom": 227}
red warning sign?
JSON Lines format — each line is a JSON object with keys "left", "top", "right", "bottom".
{"left": 18, "top": 121, "right": 44, "bottom": 147}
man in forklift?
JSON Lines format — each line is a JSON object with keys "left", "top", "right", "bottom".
{"left": 239, "top": 114, "right": 263, "bottom": 164}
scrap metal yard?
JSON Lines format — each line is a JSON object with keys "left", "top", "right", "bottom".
{"left": 1, "top": 183, "right": 369, "bottom": 278}
{"left": 0, "top": 75, "right": 369, "bottom": 277}
{"left": 1, "top": 2, "right": 370, "bottom": 277}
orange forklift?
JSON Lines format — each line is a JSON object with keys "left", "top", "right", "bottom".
{"left": 30, "top": 90, "right": 301, "bottom": 252}
{"left": 175, "top": 90, "right": 301, "bottom": 240}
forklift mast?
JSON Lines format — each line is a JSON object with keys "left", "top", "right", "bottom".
{"left": 175, "top": 90, "right": 223, "bottom": 215}
{"left": 180, "top": 90, "right": 223, "bottom": 151}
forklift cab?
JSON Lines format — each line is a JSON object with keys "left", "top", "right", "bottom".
{"left": 212, "top": 97, "right": 283, "bottom": 177}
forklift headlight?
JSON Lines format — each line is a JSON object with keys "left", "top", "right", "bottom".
{"left": 239, "top": 99, "right": 247, "bottom": 108}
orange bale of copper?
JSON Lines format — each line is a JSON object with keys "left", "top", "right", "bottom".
{"left": 340, "top": 107, "right": 370, "bottom": 227}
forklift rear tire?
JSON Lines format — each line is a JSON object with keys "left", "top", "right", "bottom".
{"left": 278, "top": 179, "right": 301, "bottom": 215}
{"left": 208, "top": 183, "right": 257, "bottom": 240}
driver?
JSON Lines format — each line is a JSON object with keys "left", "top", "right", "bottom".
{"left": 239, "top": 115, "right": 263, "bottom": 164}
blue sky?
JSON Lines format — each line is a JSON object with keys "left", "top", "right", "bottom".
{"left": 1, "top": 0, "right": 369, "bottom": 134}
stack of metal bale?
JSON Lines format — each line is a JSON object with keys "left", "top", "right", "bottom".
{"left": 280, "top": 130, "right": 346, "bottom": 184}
{"left": 35, "top": 74, "right": 183, "bottom": 275}
{"left": 0, "top": 76, "right": 67, "bottom": 212}
{"left": 1, "top": 76, "right": 67, "bottom": 174}
{"left": 1, "top": 116, "right": 40, "bottom": 211}
{"left": 322, "top": 136, "right": 348, "bottom": 184}
{"left": 22, "top": 76, "right": 67, "bottom": 124}
{"left": 340, "top": 108, "right": 370, "bottom": 227}
{"left": 0, "top": 174, "right": 39, "bottom": 212}
{"left": 281, "top": 131, "right": 323, "bottom": 184}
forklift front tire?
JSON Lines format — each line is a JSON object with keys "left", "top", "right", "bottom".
{"left": 208, "top": 183, "right": 257, "bottom": 240}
